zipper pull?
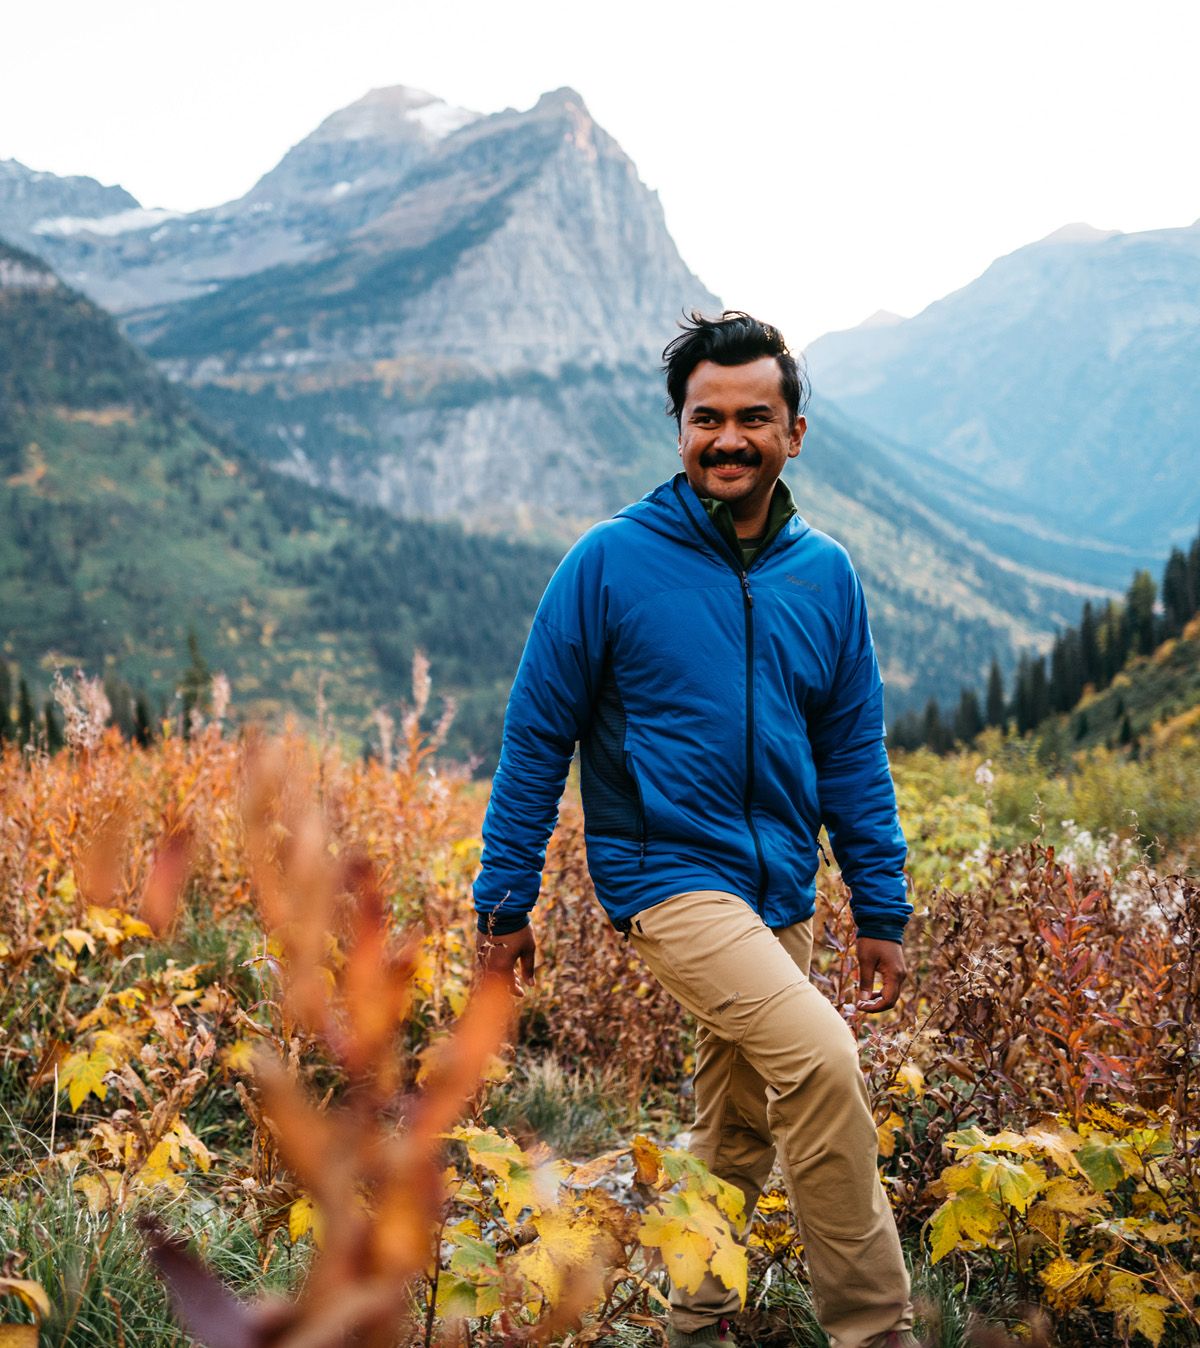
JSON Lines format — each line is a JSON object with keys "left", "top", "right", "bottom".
{"left": 740, "top": 572, "right": 753, "bottom": 607}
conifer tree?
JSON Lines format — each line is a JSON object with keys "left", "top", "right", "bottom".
{"left": 1080, "top": 601, "right": 1101, "bottom": 689}
{"left": 985, "top": 658, "right": 1006, "bottom": 729}
{"left": 1125, "top": 570, "right": 1157, "bottom": 656}
{"left": 954, "top": 688, "right": 983, "bottom": 745}
{"left": 134, "top": 693, "right": 154, "bottom": 747}
{"left": 1161, "top": 547, "right": 1193, "bottom": 637}
{"left": 43, "top": 700, "right": 63, "bottom": 754}
{"left": 0, "top": 660, "right": 11, "bottom": 744}
{"left": 16, "top": 676, "right": 35, "bottom": 747}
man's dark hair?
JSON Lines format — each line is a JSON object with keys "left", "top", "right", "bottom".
{"left": 662, "top": 310, "right": 810, "bottom": 427}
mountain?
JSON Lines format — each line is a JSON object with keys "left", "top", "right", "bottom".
{"left": 6, "top": 86, "right": 719, "bottom": 536}
{"left": 805, "top": 220, "right": 1200, "bottom": 547}
{"left": 0, "top": 239, "right": 558, "bottom": 757}
{"left": 0, "top": 159, "right": 140, "bottom": 242}
{"left": 2, "top": 91, "right": 1133, "bottom": 716}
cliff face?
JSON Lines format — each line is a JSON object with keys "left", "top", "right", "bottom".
{"left": 93, "top": 86, "right": 720, "bottom": 531}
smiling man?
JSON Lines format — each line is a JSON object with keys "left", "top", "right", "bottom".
{"left": 475, "top": 311, "right": 915, "bottom": 1348}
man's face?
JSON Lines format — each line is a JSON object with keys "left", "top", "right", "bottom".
{"left": 678, "top": 356, "right": 805, "bottom": 520}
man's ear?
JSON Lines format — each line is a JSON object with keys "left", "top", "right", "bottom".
{"left": 788, "top": 414, "right": 807, "bottom": 458}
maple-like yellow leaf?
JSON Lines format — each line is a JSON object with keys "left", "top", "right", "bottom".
{"left": 134, "top": 1140, "right": 185, "bottom": 1192}
{"left": 1021, "top": 1124, "right": 1084, "bottom": 1174}
{"left": 639, "top": 1204, "right": 711, "bottom": 1294}
{"left": 1035, "top": 1175, "right": 1109, "bottom": 1219}
{"left": 171, "top": 1119, "right": 213, "bottom": 1172}
{"left": 513, "top": 1210, "right": 611, "bottom": 1308}
{"left": 73, "top": 1171, "right": 121, "bottom": 1214}
{"left": 1104, "top": 1270, "right": 1172, "bottom": 1346}
{"left": 1076, "top": 1135, "right": 1138, "bottom": 1192}
{"left": 708, "top": 1238, "right": 748, "bottom": 1303}
{"left": 58, "top": 1048, "right": 114, "bottom": 1111}
{"left": 928, "top": 1190, "right": 1005, "bottom": 1262}
{"left": 58, "top": 928, "right": 94, "bottom": 956}
{"left": 569, "top": 1148, "right": 629, "bottom": 1187}
{"left": 944, "top": 1154, "right": 1045, "bottom": 1213}
{"left": 288, "top": 1194, "right": 323, "bottom": 1245}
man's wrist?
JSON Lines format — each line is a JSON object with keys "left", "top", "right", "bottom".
{"left": 476, "top": 911, "right": 531, "bottom": 936}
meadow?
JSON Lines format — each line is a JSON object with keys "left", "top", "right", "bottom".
{"left": 0, "top": 667, "right": 1197, "bottom": 1347}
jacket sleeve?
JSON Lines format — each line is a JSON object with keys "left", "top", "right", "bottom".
{"left": 473, "top": 534, "right": 609, "bottom": 934}
{"left": 809, "top": 565, "right": 912, "bottom": 943}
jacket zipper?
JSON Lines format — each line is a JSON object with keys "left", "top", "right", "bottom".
{"left": 672, "top": 480, "right": 774, "bottom": 914}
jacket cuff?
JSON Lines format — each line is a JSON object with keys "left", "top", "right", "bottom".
{"left": 476, "top": 911, "right": 531, "bottom": 936}
{"left": 854, "top": 924, "right": 905, "bottom": 944}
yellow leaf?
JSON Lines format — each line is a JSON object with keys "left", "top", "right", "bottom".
{"left": 221, "top": 1039, "right": 255, "bottom": 1072}
{"left": 513, "top": 1210, "right": 611, "bottom": 1307}
{"left": 632, "top": 1134, "right": 662, "bottom": 1186}
{"left": 1022, "top": 1124, "right": 1084, "bottom": 1174}
{"left": 639, "top": 1205, "right": 711, "bottom": 1294}
{"left": 1036, "top": 1176, "right": 1109, "bottom": 1218}
{"left": 171, "top": 1119, "right": 213, "bottom": 1172}
{"left": 0, "top": 1279, "right": 50, "bottom": 1321}
{"left": 289, "top": 1195, "right": 323, "bottom": 1245}
{"left": 1040, "top": 1254, "right": 1096, "bottom": 1309}
{"left": 58, "top": 1048, "right": 114, "bottom": 1111}
{"left": 928, "top": 1190, "right": 1005, "bottom": 1262}
{"left": 73, "top": 1171, "right": 121, "bottom": 1214}
{"left": 891, "top": 1063, "right": 925, "bottom": 1097}
{"left": 58, "top": 928, "right": 94, "bottom": 955}
{"left": 0, "top": 1325, "right": 38, "bottom": 1346}
{"left": 708, "top": 1239, "right": 748, "bottom": 1303}
{"left": 570, "top": 1148, "right": 629, "bottom": 1187}
{"left": 134, "top": 1140, "right": 184, "bottom": 1192}
{"left": 877, "top": 1111, "right": 904, "bottom": 1158}
{"left": 1104, "top": 1270, "right": 1172, "bottom": 1346}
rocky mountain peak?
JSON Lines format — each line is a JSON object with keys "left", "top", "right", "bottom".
{"left": 0, "top": 159, "right": 139, "bottom": 241}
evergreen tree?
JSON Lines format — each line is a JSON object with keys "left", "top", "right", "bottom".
{"left": 921, "top": 698, "right": 951, "bottom": 754}
{"left": 1014, "top": 653, "right": 1034, "bottom": 734}
{"left": 1030, "top": 655, "right": 1050, "bottom": 726}
{"left": 1188, "top": 533, "right": 1200, "bottom": 623}
{"left": 1074, "top": 711, "right": 1089, "bottom": 741}
{"left": 134, "top": 693, "right": 154, "bottom": 747}
{"left": 43, "top": 700, "right": 63, "bottom": 754}
{"left": 1079, "top": 601, "right": 1101, "bottom": 689}
{"left": 1161, "top": 547, "right": 1193, "bottom": 637}
{"left": 16, "top": 676, "right": 35, "bottom": 747}
{"left": 0, "top": 660, "right": 11, "bottom": 744}
{"left": 985, "top": 658, "right": 1006, "bottom": 729}
{"left": 954, "top": 688, "right": 984, "bottom": 745}
{"left": 1124, "top": 570, "right": 1157, "bottom": 657}
{"left": 179, "top": 629, "right": 211, "bottom": 736}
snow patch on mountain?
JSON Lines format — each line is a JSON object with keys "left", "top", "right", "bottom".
{"left": 33, "top": 206, "right": 181, "bottom": 237}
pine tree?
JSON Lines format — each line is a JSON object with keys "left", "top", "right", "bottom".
{"left": 179, "top": 629, "right": 211, "bottom": 737}
{"left": 0, "top": 660, "right": 11, "bottom": 744}
{"left": 954, "top": 688, "right": 984, "bottom": 745}
{"left": 1125, "top": 570, "right": 1157, "bottom": 657}
{"left": 16, "top": 676, "right": 35, "bottom": 747}
{"left": 1161, "top": 547, "right": 1192, "bottom": 637}
{"left": 985, "top": 658, "right": 1006, "bottom": 729}
{"left": 921, "top": 698, "right": 951, "bottom": 754}
{"left": 43, "top": 700, "right": 63, "bottom": 754}
{"left": 1080, "top": 601, "right": 1101, "bottom": 689}
{"left": 134, "top": 693, "right": 154, "bottom": 747}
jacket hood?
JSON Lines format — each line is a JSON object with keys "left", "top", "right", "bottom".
{"left": 615, "top": 473, "right": 811, "bottom": 560}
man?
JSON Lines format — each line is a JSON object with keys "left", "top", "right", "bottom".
{"left": 474, "top": 311, "right": 916, "bottom": 1348}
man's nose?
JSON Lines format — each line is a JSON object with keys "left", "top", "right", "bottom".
{"left": 714, "top": 420, "right": 746, "bottom": 449}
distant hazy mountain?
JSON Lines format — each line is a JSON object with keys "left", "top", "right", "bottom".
{"left": 0, "top": 159, "right": 139, "bottom": 243}
{"left": 806, "top": 220, "right": 1200, "bottom": 545}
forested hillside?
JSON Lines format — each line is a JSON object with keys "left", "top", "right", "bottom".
{"left": 0, "top": 240, "right": 557, "bottom": 757}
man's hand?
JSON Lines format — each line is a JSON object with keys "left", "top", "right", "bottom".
{"left": 856, "top": 936, "right": 906, "bottom": 1013}
{"left": 476, "top": 924, "right": 536, "bottom": 995}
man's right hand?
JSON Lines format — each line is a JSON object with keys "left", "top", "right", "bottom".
{"left": 476, "top": 924, "right": 536, "bottom": 995}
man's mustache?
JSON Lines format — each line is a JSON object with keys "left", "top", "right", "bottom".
{"left": 698, "top": 448, "right": 763, "bottom": 467}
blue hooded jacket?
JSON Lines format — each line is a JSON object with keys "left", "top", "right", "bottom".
{"left": 473, "top": 473, "right": 912, "bottom": 942}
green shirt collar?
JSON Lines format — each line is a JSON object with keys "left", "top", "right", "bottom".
{"left": 700, "top": 478, "right": 797, "bottom": 570}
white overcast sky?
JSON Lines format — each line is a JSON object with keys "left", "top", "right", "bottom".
{"left": 2, "top": 0, "right": 1199, "bottom": 346}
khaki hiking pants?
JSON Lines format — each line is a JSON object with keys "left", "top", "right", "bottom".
{"left": 629, "top": 890, "right": 913, "bottom": 1348}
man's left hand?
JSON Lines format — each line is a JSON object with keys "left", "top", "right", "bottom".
{"left": 856, "top": 937, "right": 906, "bottom": 1012}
